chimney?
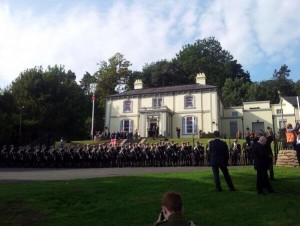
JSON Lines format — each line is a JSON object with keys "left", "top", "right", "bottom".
{"left": 134, "top": 79, "right": 143, "bottom": 89}
{"left": 196, "top": 73, "right": 206, "bottom": 85}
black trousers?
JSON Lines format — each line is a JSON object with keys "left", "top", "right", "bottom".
{"left": 268, "top": 158, "right": 274, "bottom": 180}
{"left": 256, "top": 169, "right": 273, "bottom": 193}
{"left": 212, "top": 165, "right": 235, "bottom": 190}
{"left": 296, "top": 151, "right": 300, "bottom": 166}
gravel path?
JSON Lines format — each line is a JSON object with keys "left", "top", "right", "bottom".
{"left": 0, "top": 167, "right": 212, "bottom": 182}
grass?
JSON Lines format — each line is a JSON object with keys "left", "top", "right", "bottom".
{"left": 0, "top": 167, "right": 300, "bottom": 226}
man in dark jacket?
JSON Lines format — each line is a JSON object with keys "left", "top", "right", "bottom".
{"left": 209, "top": 131, "right": 236, "bottom": 192}
{"left": 266, "top": 128, "right": 275, "bottom": 180}
{"left": 253, "top": 136, "right": 276, "bottom": 195}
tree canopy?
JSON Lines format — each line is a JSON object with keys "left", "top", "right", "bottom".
{"left": 9, "top": 65, "right": 88, "bottom": 144}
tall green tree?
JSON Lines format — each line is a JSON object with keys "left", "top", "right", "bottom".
{"left": 94, "top": 53, "right": 132, "bottom": 130}
{"left": 246, "top": 81, "right": 278, "bottom": 103}
{"left": 222, "top": 78, "right": 251, "bottom": 106}
{"left": 80, "top": 72, "right": 97, "bottom": 94}
{"left": 246, "top": 65, "right": 296, "bottom": 104}
{"left": 0, "top": 89, "right": 17, "bottom": 145}
{"left": 294, "top": 80, "right": 300, "bottom": 96}
{"left": 271, "top": 64, "right": 295, "bottom": 100}
{"left": 10, "top": 65, "right": 89, "bottom": 143}
{"left": 174, "top": 37, "right": 251, "bottom": 90}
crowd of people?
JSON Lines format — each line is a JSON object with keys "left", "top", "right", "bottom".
{"left": 0, "top": 138, "right": 261, "bottom": 169}
{"left": 1, "top": 122, "right": 299, "bottom": 170}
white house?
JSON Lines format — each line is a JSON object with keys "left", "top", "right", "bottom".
{"left": 105, "top": 73, "right": 300, "bottom": 138}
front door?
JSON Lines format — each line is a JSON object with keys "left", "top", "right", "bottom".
{"left": 148, "top": 119, "right": 157, "bottom": 137}
{"left": 230, "top": 121, "right": 238, "bottom": 139}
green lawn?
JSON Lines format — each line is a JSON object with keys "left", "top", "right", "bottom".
{"left": 0, "top": 167, "right": 299, "bottom": 226}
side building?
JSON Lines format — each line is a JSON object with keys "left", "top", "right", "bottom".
{"left": 222, "top": 97, "right": 300, "bottom": 138}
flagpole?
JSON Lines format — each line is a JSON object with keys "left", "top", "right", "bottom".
{"left": 90, "top": 84, "right": 97, "bottom": 140}
{"left": 297, "top": 96, "right": 300, "bottom": 121}
{"left": 91, "top": 93, "right": 95, "bottom": 140}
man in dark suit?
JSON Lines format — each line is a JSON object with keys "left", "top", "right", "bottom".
{"left": 209, "top": 131, "right": 236, "bottom": 192}
{"left": 253, "top": 136, "right": 276, "bottom": 195}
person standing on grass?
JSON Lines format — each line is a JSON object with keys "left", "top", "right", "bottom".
{"left": 253, "top": 136, "right": 276, "bottom": 195}
{"left": 266, "top": 128, "right": 275, "bottom": 181}
{"left": 209, "top": 131, "right": 236, "bottom": 192}
{"left": 153, "top": 192, "right": 197, "bottom": 226}
{"left": 295, "top": 133, "right": 300, "bottom": 166}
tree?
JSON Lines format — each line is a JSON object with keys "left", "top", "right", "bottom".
{"left": 294, "top": 80, "right": 300, "bottom": 96}
{"left": 273, "top": 64, "right": 291, "bottom": 79}
{"left": 174, "top": 37, "right": 251, "bottom": 91}
{"left": 222, "top": 78, "right": 251, "bottom": 106}
{"left": 271, "top": 65, "right": 296, "bottom": 102}
{"left": 80, "top": 72, "right": 97, "bottom": 95}
{"left": 140, "top": 60, "right": 174, "bottom": 88}
{"left": 10, "top": 65, "right": 89, "bottom": 144}
{"left": 0, "top": 89, "right": 17, "bottom": 145}
{"left": 94, "top": 53, "right": 132, "bottom": 130}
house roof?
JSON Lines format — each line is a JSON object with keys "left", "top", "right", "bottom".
{"left": 283, "top": 96, "right": 300, "bottom": 107}
{"left": 107, "top": 83, "right": 217, "bottom": 98}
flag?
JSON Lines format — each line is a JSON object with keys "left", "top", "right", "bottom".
{"left": 91, "top": 93, "right": 95, "bottom": 102}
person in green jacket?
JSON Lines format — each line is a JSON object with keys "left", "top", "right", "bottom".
{"left": 153, "top": 192, "right": 197, "bottom": 226}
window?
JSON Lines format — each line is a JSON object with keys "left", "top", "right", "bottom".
{"left": 232, "top": 112, "right": 238, "bottom": 117}
{"left": 184, "top": 95, "right": 194, "bottom": 108}
{"left": 276, "top": 109, "right": 283, "bottom": 114}
{"left": 123, "top": 100, "right": 132, "bottom": 112}
{"left": 182, "top": 116, "right": 197, "bottom": 134}
{"left": 279, "top": 119, "right": 287, "bottom": 129}
{"left": 120, "top": 120, "right": 133, "bottom": 132}
{"left": 153, "top": 97, "right": 162, "bottom": 108}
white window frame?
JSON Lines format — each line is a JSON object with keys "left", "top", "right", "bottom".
{"left": 184, "top": 95, "right": 194, "bottom": 108}
{"left": 153, "top": 97, "right": 163, "bottom": 108}
{"left": 120, "top": 119, "right": 133, "bottom": 132}
{"left": 123, "top": 100, "right": 132, "bottom": 112}
{"left": 182, "top": 116, "right": 197, "bottom": 134}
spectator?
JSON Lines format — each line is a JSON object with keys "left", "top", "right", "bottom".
{"left": 209, "top": 131, "right": 236, "bottom": 192}
{"left": 60, "top": 137, "right": 64, "bottom": 148}
{"left": 295, "top": 133, "right": 300, "bottom": 166}
{"left": 176, "top": 127, "right": 181, "bottom": 139}
{"left": 153, "top": 192, "right": 197, "bottom": 226}
{"left": 286, "top": 122, "right": 300, "bottom": 149}
{"left": 235, "top": 129, "right": 241, "bottom": 140}
{"left": 253, "top": 136, "right": 276, "bottom": 195}
{"left": 265, "top": 128, "right": 275, "bottom": 181}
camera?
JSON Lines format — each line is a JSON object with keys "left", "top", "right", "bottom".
{"left": 159, "top": 211, "right": 165, "bottom": 221}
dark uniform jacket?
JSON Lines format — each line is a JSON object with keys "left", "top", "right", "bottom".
{"left": 209, "top": 138, "right": 229, "bottom": 167}
{"left": 153, "top": 213, "right": 195, "bottom": 226}
{"left": 253, "top": 142, "right": 269, "bottom": 171}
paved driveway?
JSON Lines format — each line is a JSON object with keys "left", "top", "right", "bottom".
{"left": 0, "top": 167, "right": 212, "bottom": 182}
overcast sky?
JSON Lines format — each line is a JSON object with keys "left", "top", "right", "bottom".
{"left": 1, "top": 0, "right": 299, "bottom": 89}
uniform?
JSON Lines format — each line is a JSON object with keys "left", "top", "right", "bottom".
{"left": 209, "top": 138, "right": 235, "bottom": 191}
